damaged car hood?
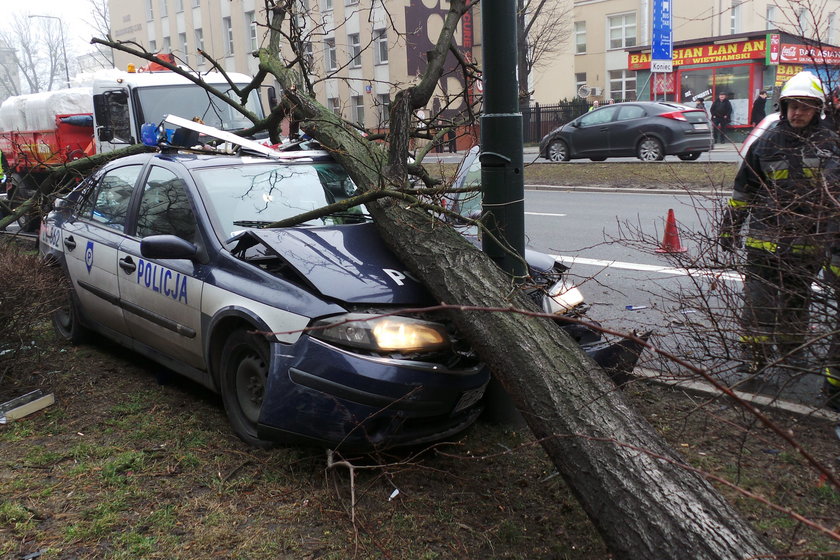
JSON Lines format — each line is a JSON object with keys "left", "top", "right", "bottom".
{"left": 233, "top": 223, "right": 433, "bottom": 305}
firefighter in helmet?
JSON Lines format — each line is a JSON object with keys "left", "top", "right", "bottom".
{"left": 719, "top": 71, "right": 840, "bottom": 389}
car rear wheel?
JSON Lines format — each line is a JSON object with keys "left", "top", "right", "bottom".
{"left": 677, "top": 152, "right": 701, "bottom": 161}
{"left": 547, "top": 139, "right": 570, "bottom": 162}
{"left": 52, "top": 273, "right": 89, "bottom": 344}
{"left": 220, "top": 330, "right": 275, "bottom": 448}
{"left": 637, "top": 137, "right": 665, "bottom": 162}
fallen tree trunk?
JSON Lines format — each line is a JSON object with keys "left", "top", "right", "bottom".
{"left": 255, "top": 36, "right": 772, "bottom": 560}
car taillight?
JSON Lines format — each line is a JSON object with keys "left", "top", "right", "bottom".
{"left": 658, "top": 111, "right": 689, "bottom": 121}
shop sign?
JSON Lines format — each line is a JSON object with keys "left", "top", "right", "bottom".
{"left": 775, "top": 64, "right": 804, "bottom": 86}
{"left": 779, "top": 43, "right": 840, "bottom": 65}
{"left": 767, "top": 34, "right": 781, "bottom": 65}
{"left": 628, "top": 38, "right": 766, "bottom": 70}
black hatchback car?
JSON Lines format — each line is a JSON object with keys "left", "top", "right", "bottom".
{"left": 539, "top": 101, "right": 714, "bottom": 162}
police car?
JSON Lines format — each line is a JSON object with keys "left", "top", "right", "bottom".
{"left": 40, "top": 116, "right": 640, "bottom": 450}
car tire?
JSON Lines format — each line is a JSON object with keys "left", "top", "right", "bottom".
{"left": 9, "top": 174, "right": 40, "bottom": 233}
{"left": 589, "top": 157, "right": 607, "bottom": 162}
{"left": 52, "top": 273, "right": 89, "bottom": 344}
{"left": 637, "top": 137, "right": 665, "bottom": 162}
{"left": 219, "top": 330, "right": 275, "bottom": 448}
{"left": 677, "top": 152, "right": 701, "bottom": 161}
{"left": 547, "top": 140, "right": 570, "bottom": 162}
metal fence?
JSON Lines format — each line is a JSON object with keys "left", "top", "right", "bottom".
{"left": 520, "top": 100, "right": 592, "bottom": 144}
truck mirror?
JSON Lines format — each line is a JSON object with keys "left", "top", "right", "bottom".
{"left": 98, "top": 127, "right": 114, "bottom": 142}
{"left": 266, "top": 86, "right": 278, "bottom": 109}
{"left": 93, "top": 94, "right": 109, "bottom": 127}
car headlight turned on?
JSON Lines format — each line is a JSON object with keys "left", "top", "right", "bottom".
{"left": 311, "top": 313, "right": 451, "bottom": 354}
{"left": 542, "top": 278, "right": 585, "bottom": 315}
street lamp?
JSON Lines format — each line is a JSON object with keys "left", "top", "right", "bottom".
{"left": 29, "top": 14, "right": 70, "bottom": 88}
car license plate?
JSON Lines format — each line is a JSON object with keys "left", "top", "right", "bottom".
{"left": 693, "top": 123, "right": 709, "bottom": 130}
{"left": 453, "top": 387, "right": 485, "bottom": 413}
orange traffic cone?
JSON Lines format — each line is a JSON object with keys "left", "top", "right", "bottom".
{"left": 656, "top": 209, "right": 688, "bottom": 253}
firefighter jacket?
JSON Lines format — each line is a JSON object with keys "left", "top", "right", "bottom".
{"left": 722, "top": 118, "right": 840, "bottom": 257}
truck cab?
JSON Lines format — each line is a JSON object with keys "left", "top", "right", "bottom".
{"left": 92, "top": 67, "right": 266, "bottom": 152}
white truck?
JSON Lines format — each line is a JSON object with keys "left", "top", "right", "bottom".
{"left": 0, "top": 59, "right": 267, "bottom": 229}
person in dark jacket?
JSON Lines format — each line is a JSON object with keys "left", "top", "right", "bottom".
{"left": 710, "top": 92, "right": 733, "bottom": 143}
{"left": 750, "top": 91, "right": 768, "bottom": 125}
{"left": 719, "top": 71, "right": 840, "bottom": 381}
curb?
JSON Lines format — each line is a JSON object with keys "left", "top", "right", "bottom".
{"left": 635, "top": 367, "right": 840, "bottom": 422}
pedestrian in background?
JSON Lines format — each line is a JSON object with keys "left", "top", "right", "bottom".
{"left": 710, "top": 91, "right": 733, "bottom": 143}
{"left": 695, "top": 97, "right": 708, "bottom": 117}
{"left": 588, "top": 100, "right": 600, "bottom": 112}
{"left": 750, "top": 90, "right": 768, "bottom": 126}
{"left": 822, "top": 85, "right": 840, "bottom": 132}
{"left": 719, "top": 71, "right": 840, "bottom": 382}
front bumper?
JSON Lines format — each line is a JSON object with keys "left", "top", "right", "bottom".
{"left": 257, "top": 335, "right": 490, "bottom": 451}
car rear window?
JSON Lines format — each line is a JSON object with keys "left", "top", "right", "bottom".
{"left": 682, "top": 110, "right": 709, "bottom": 123}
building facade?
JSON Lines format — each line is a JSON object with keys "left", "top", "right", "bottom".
{"left": 108, "top": 0, "right": 480, "bottom": 134}
{"left": 557, "top": 0, "right": 840, "bottom": 105}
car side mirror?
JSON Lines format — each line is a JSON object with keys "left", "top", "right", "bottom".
{"left": 571, "top": 121, "right": 581, "bottom": 128}
{"left": 140, "top": 235, "right": 197, "bottom": 260}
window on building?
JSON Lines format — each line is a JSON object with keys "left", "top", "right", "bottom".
{"left": 575, "top": 72, "right": 587, "bottom": 92}
{"left": 324, "top": 0, "right": 333, "bottom": 10}
{"left": 574, "top": 22, "right": 586, "bottom": 54}
{"left": 192, "top": 0, "right": 199, "bottom": 7}
{"left": 374, "top": 29, "right": 388, "bottom": 64}
{"left": 376, "top": 94, "right": 390, "bottom": 126}
{"left": 195, "top": 29, "right": 204, "bottom": 64}
{"left": 325, "top": 38, "right": 337, "bottom": 71}
{"left": 149, "top": 39, "right": 157, "bottom": 52}
{"left": 346, "top": 0, "right": 359, "bottom": 6}
{"left": 146, "top": 0, "right": 154, "bottom": 20}
{"left": 224, "top": 17, "right": 234, "bottom": 56}
{"left": 178, "top": 32, "right": 187, "bottom": 59}
{"left": 798, "top": 8, "right": 811, "bottom": 35}
{"left": 303, "top": 41, "right": 314, "bottom": 68}
{"left": 246, "top": 11, "right": 258, "bottom": 51}
{"left": 297, "top": 0, "right": 309, "bottom": 27}
{"left": 609, "top": 69, "right": 636, "bottom": 100}
{"left": 765, "top": 5, "right": 776, "bottom": 29}
{"left": 608, "top": 13, "right": 636, "bottom": 49}
{"left": 730, "top": 0, "right": 741, "bottom": 34}
{"left": 328, "top": 97, "right": 341, "bottom": 116}
{"left": 176, "top": 0, "right": 183, "bottom": 12}
{"left": 348, "top": 33, "right": 361, "bottom": 68}
{"left": 160, "top": 0, "right": 168, "bottom": 17}
{"left": 830, "top": 13, "right": 837, "bottom": 44}
{"left": 352, "top": 95, "right": 365, "bottom": 125}
{"left": 162, "top": 36, "right": 171, "bottom": 52}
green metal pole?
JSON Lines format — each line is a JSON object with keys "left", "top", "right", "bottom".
{"left": 480, "top": 0, "right": 526, "bottom": 279}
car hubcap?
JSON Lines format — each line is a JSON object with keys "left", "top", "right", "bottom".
{"left": 640, "top": 141, "right": 660, "bottom": 161}
{"left": 235, "top": 353, "right": 267, "bottom": 424}
{"left": 549, "top": 142, "right": 565, "bottom": 161}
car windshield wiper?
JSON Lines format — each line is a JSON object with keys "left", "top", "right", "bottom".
{"left": 232, "top": 220, "right": 274, "bottom": 227}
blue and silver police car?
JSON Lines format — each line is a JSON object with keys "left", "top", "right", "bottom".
{"left": 39, "top": 118, "right": 640, "bottom": 450}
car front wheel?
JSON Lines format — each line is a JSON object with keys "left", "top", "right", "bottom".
{"left": 52, "top": 273, "right": 89, "bottom": 344}
{"left": 220, "top": 330, "right": 275, "bottom": 448}
{"left": 677, "top": 152, "right": 701, "bottom": 161}
{"left": 637, "top": 137, "right": 664, "bottom": 161}
{"left": 547, "top": 139, "right": 570, "bottom": 162}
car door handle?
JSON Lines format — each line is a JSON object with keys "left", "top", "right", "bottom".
{"left": 63, "top": 236, "right": 76, "bottom": 251}
{"left": 119, "top": 256, "right": 137, "bottom": 274}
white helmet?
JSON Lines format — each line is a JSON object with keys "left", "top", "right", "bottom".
{"left": 780, "top": 71, "right": 825, "bottom": 104}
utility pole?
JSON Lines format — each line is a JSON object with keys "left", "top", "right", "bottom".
{"left": 480, "top": 0, "right": 526, "bottom": 279}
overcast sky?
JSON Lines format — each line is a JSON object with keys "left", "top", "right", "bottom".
{"left": 8, "top": 0, "right": 99, "bottom": 57}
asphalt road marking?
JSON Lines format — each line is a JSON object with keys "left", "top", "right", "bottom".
{"left": 554, "top": 255, "right": 744, "bottom": 282}
{"left": 525, "top": 212, "right": 567, "bottom": 217}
